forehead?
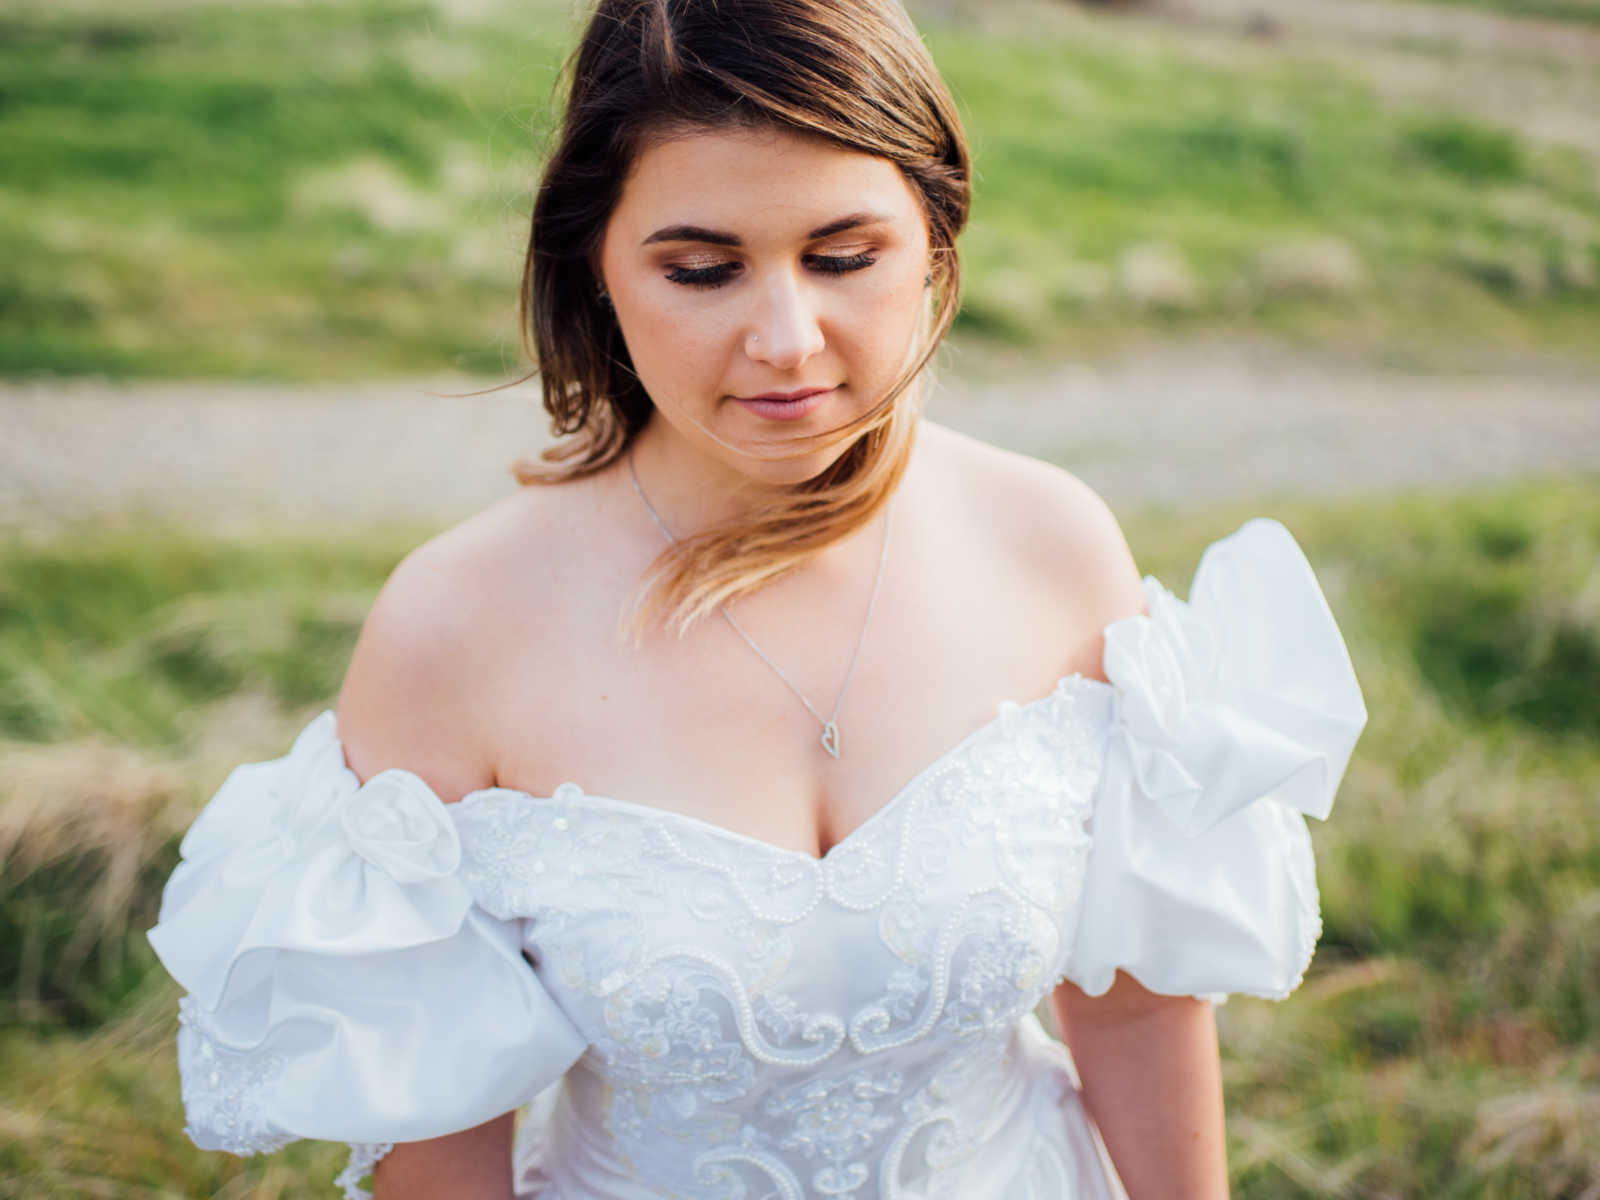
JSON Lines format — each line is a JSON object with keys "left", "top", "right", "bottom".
{"left": 608, "top": 125, "right": 924, "bottom": 244}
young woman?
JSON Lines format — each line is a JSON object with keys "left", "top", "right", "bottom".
{"left": 149, "top": 2, "right": 1367, "bottom": 1197}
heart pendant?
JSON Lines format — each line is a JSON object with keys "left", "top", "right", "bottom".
{"left": 820, "top": 722, "right": 840, "bottom": 759}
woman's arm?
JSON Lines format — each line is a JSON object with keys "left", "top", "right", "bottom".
{"left": 341, "top": 539, "right": 527, "bottom": 1200}
{"left": 373, "top": 1115, "right": 518, "bottom": 1200}
{"left": 1051, "top": 972, "right": 1229, "bottom": 1200}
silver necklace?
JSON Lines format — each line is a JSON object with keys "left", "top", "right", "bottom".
{"left": 626, "top": 449, "right": 893, "bottom": 759}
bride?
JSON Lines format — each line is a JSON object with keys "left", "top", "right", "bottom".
{"left": 149, "top": 1, "right": 1367, "bottom": 1196}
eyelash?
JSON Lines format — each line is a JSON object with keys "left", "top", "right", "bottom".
{"left": 664, "top": 252, "right": 878, "bottom": 290}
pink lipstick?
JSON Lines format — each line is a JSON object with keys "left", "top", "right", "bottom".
{"left": 732, "top": 386, "right": 837, "bottom": 421}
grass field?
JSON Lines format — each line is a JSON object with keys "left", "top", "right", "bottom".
{"left": 1, "top": 477, "right": 1596, "bottom": 1195}
{"left": 1386, "top": 0, "right": 1600, "bottom": 25}
{"left": 3, "top": 0, "right": 1597, "bottom": 1193}
{"left": 2, "top": 0, "right": 1597, "bottom": 380}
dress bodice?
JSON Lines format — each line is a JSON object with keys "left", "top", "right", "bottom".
{"left": 457, "top": 677, "right": 1110, "bottom": 1199}
{"left": 149, "top": 519, "right": 1368, "bottom": 1199}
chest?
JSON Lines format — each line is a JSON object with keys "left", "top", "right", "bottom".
{"left": 485, "top": 517, "right": 1078, "bottom": 859}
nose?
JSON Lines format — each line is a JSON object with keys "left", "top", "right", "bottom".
{"left": 744, "top": 271, "right": 825, "bottom": 370}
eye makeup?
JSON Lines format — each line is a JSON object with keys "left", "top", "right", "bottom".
{"left": 666, "top": 262, "right": 741, "bottom": 288}
{"left": 808, "top": 251, "right": 876, "bottom": 275}
{"left": 664, "top": 250, "right": 880, "bottom": 290}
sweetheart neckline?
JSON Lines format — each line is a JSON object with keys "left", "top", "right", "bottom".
{"left": 454, "top": 672, "right": 1113, "bottom": 866}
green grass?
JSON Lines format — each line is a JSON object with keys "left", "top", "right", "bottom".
{"left": 0, "top": 0, "right": 573, "bottom": 379}
{"left": 1, "top": 478, "right": 1597, "bottom": 1193}
{"left": 937, "top": 26, "right": 1600, "bottom": 358}
{"left": 0, "top": 0, "right": 1597, "bottom": 379}
{"left": 0, "top": 983, "right": 350, "bottom": 1198}
{"left": 0, "top": 532, "right": 408, "bottom": 749}
{"left": 1382, "top": 0, "right": 1600, "bottom": 26}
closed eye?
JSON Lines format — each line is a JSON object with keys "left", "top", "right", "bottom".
{"left": 665, "top": 262, "right": 740, "bottom": 289}
{"left": 807, "top": 251, "right": 877, "bottom": 275}
{"left": 664, "top": 252, "right": 879, "bottom": 290}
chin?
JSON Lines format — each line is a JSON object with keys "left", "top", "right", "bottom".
{"left": 723, "top": 415, "right": 876, "bottom": 488}
{"left": 736, "top": 450, "right": 849, "bottom": 490}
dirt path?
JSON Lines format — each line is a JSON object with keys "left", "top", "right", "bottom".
{"left": 4, "top": 341, "right": 1595, "bottom": 536}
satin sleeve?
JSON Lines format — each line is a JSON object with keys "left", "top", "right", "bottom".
{"left": 147, "top": 713, "right": 588, "bottom": 1189}
{"left": 1063, "top": 518, "right": 1368, "bottom": 1000}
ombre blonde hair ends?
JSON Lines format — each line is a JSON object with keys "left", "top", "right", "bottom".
{"left": 513, "top": 0, "right": 971, "bottom": 634}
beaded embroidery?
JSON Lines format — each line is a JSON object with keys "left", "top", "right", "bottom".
{"left": 449, "top": 677, "right": 1110, "bottom": 1197}
{"left": 176, "top": 997, "right": 294, "bottom": 1156}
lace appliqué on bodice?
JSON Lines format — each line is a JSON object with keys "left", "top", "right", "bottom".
{"left": 454, "top": 678, "right": 1110, "bottom": 1198}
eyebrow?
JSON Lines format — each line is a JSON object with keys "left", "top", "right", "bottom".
{"left": 640, "top": 211, "right": 894, "bottom": 247}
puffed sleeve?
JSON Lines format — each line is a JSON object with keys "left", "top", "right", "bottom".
{"left": 146, "top": 713, "right": 588, "bottom": 1190}
{"left": 1063, "top": 518, "right": 1368, "bottom": 1001}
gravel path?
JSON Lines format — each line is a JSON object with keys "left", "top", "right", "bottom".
{"left": 940, "top": 341, "right": 1600, "bottom": 509}
{"left": 5, "top": 341, "right": 1595, "bottom": 536}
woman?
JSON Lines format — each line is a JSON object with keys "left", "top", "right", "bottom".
{"left": 149, "top": 1, "right": 1367, "bottom": 1197}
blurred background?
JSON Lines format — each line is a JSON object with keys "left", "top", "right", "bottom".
{"left": 1, "top": 0, "right": 1597, "bottom": 1195}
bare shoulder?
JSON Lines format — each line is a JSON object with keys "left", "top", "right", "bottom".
{"left": 915, "top": 422, "right": 1146, "bottom": 677}
{"left": 335, "top": 481, "right": 588, "bottom": 801}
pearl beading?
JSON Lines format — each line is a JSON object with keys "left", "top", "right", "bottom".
{"left": 632, "top": 945, "right": 847, "bottom": 1069}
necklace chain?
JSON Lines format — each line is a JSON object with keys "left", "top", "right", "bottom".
{"left": 626, "top": 449, "right": 893, "bottom": 759}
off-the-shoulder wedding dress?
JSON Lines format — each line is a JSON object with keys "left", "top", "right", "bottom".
{"left": 149, "top": 519, "right": 1367, "bottom": 1199}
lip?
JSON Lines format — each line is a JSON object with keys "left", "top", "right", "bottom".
{"left": 732, "top": 386, "right": 837, "bottom": 421}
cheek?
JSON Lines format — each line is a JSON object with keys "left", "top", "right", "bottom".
{"left": 618, "top": 294, "right": 731, "bottom": 393}
{"left": 835, "top": 261, "right": 929, "bottom": 372}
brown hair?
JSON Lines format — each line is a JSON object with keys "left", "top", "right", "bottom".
{"left": 513, "top": 0, "right": 970, "bottom": 634}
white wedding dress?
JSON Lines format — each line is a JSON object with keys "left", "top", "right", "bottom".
{"left": 149, "top": 519, "right": 1367, "bottom": 1199}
